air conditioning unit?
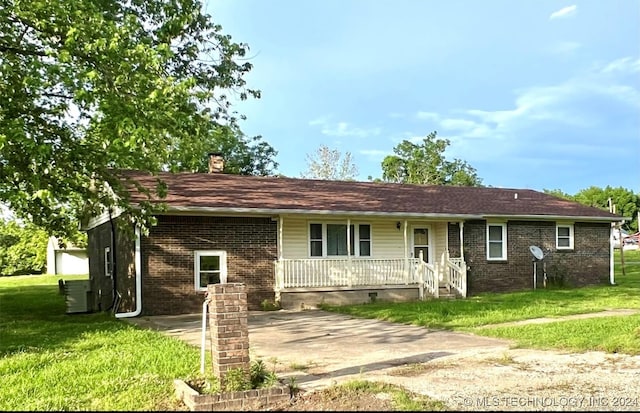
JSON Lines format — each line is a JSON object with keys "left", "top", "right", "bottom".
{"left": 64, "top": 280, "right": 92, "bottom": 314}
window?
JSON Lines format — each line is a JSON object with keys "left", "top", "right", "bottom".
{"left": 309, "top": 224, "right": 323, "bottom": 257}
{"left": 309, "top": 223, "right": 371, "bottom": 257}
{"left": 487, "top": 223, "right": 507, "bottom": 260}
{"left": 556, "top": 224, "right": 574, "bottom": 250}
{"left": 104, "top": 247, "right": 112, "bottom": 278}
{"left": 359, "top": 224, "right": 371, "bottom": 256}
{"left": 194, "top": 251, "right": 227, "bottom": 291}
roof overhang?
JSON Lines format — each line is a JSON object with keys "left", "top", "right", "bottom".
{"left": 82, "top": 205, "right": 625, "bottom": 230}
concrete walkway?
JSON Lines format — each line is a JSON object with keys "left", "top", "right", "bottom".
{"left": 126, "top": 309, "right": 511, "bottom": 390}
{"left": 125, "top": 308, "right": 639, "bottom": 391}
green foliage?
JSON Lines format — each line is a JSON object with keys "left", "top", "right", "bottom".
{"left": 191, "top": 359, "right": 279, "bottom": 394}
{"left": 0, "top": 219, "right": 48, "bottom": 275}
{"left": 544, "top": 186, "right": 639, "bottom": 232}
{"left": 222, "top": 367, "right": 251, "bottom": 392}
{"left": 380, "top": 131, "right": 482, "bottom": 186}
{"left": 165, "top": 125, "right": 277, "bottom": 175}
{"left": 249, "top": 359, "right": 279, "bottom": 389}
{"left": 574, "top": 186, "right": 638, "bottom": 231}
{"left": 0, "top": 0, "right": 277, "bottom": 240}
{"left": 542, "top": 188, "right": 574, "bottom": 200}
{"left": 260, "top": 298, "right": 281, "bottom": 311}
{"left": 301, "top": 144, "right": 358, "bottom": 181}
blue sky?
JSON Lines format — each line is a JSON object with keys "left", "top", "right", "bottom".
{"left": 208, "top": 0, "right": 640, "bottom": 194}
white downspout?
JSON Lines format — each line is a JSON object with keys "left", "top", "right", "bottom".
{"left": 609, "top": 224, "right": 615, "bottom": 285}
{"left": 116, "top": 226, "right": 142, "bottom": 318}
{"left": 200, "top": 296, "right": 210, "bottom": 374}
{"left": 459, "top": 221, "right": 464, "bottom": 259}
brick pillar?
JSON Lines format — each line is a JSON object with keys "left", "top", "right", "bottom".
{"left": 207, "top": 283, "right": 251, "bottom": 386}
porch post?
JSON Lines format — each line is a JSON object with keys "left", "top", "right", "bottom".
{"left": 459, "top": 221, "right": 465, "bottom": 259}
{"left": 403, "top": 219, "right": 409, "bottom": 283}
{"left": 278, "top": 216, "right": 283, "bottom": 261}
{"left": 347, "top": 218, "right": 352, "bottom": 287}
{"left": 276, "top": 216, "right": 284, "bottom": 301}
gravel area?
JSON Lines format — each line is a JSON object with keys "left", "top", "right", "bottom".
{"left": 370, "top": 347, "right": 640, "bottom": 411}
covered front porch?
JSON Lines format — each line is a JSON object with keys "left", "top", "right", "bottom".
{"left": 274, "top": 252, "right": 467, "bottom": 300}
{"left": 272, "top": 215, "right": 468, "bottom": 308}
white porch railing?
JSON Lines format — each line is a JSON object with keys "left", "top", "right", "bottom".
{"left": 275, "top": 257, "right": 445, "bottom": 299}
{"left": 416, "top": 258, "right": 438, "bottom": 299}
{"left": 444, "top": 252, "right": 467, "bottom": 297}
{"left": 275, "top": 258, "right": 419, "bottom": 288}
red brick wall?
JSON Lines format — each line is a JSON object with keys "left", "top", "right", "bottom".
{"left": 141, "top": 215, "right": 277, "bottom": 315}
{"left": 462, "top": 220, "right": 611, "bottom": 294}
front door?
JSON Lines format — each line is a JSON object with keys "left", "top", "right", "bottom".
{"left": 411, "top": 227, "right": 431, "bottom": 264}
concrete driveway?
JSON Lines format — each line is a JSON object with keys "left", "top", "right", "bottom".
{"left": 126, "top": 309, "right": 510, "bottom": 390}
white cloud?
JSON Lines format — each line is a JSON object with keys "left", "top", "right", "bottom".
{"left": 601, "top": 57, "right": 640, "bottom": 74}
{"left": 549, "top": 5, "right": 577, "bottom": 20}
{"left": 404, "top": 55, "right": 640, "bottom": 165}
{"left": 309, "top": 117, "right": 382, "bottom": 138}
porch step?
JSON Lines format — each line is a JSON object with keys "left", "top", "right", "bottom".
{"left": 438, "top": 287, "right": 459, "bottom": 300}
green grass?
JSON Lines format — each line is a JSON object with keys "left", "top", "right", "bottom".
{"left": 0, "top": 274, "right": 202, "bottom": 410}
{"left": 2, "top": 251, "right": 639, "bottom": 409}
{"left": 323, "top": 250, "right": 640, "bottom": 354}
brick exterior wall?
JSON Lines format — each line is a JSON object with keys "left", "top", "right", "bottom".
{"left": 460, "top": 220, "right": 610, "bottom": 294}
{"left": 87, "top": 219, "right": 136, "bottom": 313}
{"left": 447, "top": 222, "right": 461, "bottom": 258}
{"left": 141, "top": 215, "right": 277, "bottom": 315}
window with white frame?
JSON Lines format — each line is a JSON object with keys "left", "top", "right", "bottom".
{"left": 309, "top": 223, "right": 371, "bottom": 257}
{"left": 104, "top": 247, "right": 112, "bottom": 278}
{"left": 194, "top": 250, "right": 227, "bottom": 291}
{"left": 556, "top": 223, "right": 574, "bottom": 250}
{"left": 487, "top": 223, "right": 507, "bottom": 260}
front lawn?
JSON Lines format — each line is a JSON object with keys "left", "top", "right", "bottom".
{"left": 323, "top": 250, "right": 640, "bottom": 354}
{"left": 0, "top": 274, "right": 201, "bottom": 410}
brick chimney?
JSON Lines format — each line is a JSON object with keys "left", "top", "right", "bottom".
{"left": 208, "top": 153, "right": 225, "bottom": 173}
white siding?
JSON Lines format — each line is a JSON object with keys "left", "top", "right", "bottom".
{"left": 281, "top": 216, "right": 448, "bottom": 260}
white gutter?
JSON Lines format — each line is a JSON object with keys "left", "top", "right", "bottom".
{"left": 115, "top": 226, "right": 142, "bottom": 318}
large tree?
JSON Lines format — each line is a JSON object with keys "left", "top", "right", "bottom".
{"left": 0, "top": 218, "right": 49, "bottom": 276}
{"left": 0, "top": 0, "right": 276, "bottom": 239}
{"left": 301, "top": 144, "right": 358, "bottom": 181}
{"left": 380, "top": 131, "right": 482, "bottom": 186}
{"left": 573, "top": 186, "right": 638, "bottom": 231}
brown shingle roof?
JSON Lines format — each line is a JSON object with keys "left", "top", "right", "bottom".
{"left": 117, "top": 170, "right": 621, "bottom": 221}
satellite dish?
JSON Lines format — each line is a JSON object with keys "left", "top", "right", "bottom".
{"left": 529, "top": 245, "right": 544, "bottom": 260}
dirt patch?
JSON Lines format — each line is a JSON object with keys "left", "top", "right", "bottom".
{"left": 272, "top": 388, "right": 395, "bottom": 411}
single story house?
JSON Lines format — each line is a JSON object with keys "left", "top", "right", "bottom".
{"left": 84, "top": 155, "right": 623, "bottom": 317}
